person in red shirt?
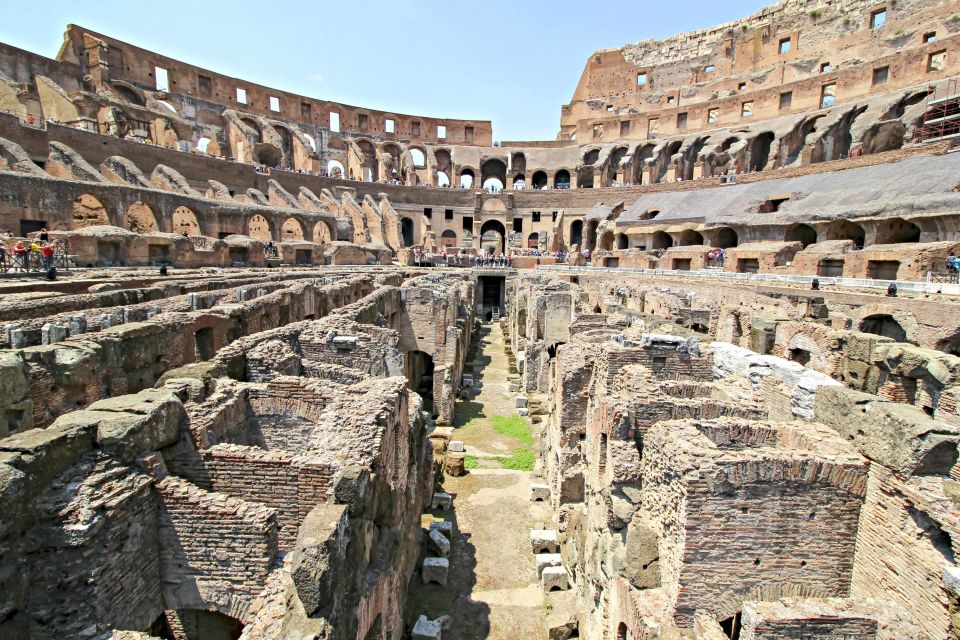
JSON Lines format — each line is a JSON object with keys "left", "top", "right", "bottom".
{"left": 40, "top": 242, "right": 54, "bottom": 270}
{"left": 11, "top": 242, "right": 27, "bottom": 272}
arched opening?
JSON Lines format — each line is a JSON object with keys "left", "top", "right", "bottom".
{"left": 532, "top": 171, "right": 548, "bottom": 189}
{"left": 555, "top": 169, "right": 571, "bottom": 189}
{"left": 356, "top": 140, "right": 378, "bottom": 182}
{"left": 607, "top": 146, "right": 629, "bottom": 184}
{"left": 313, "top": 221, "right": 332, "bottom": 244}
{"left": 616, "top": 233, "right": 629, "bottom": 249}
{"left": 785, "top": 223, "right": 817, "bottom": 248}
{"left": 400, "top": 217, "right": 415, "bottom": 247}
{"left": 511, "top": 152, "right": 527, "bottom": 174}
{"left": 598, "top": 230, "right": 614, "bottom": 252}
{"left": 303, "top": 133, "right": 317, "bottom": 153}
{"left": 255, "top": 143, "right": 281, "bottom": 167}
{"left": 749, "top": 132, "right": 776, "bottom": 172}
{"left": 196, "top": 137, "right": 213, "bottom": 154}
{"left": 570, "top": 220, "right": 584, "bottom": 248}
{"left": 327, "top": 160, "right": 345, "bottom": 179}
{"left": 281, "top": 218, "right": 305, "bottom": 241}
{"left": 172, "top": 206, "right": 200, "bottom": 236}
{"left": 579, "top": 149, "right": 600, "bottom": 188}
{"left": 112, "top": 84, "right": 145, "bottom": 106}
{"left": 617, "top": 622, "right": 630, "bottom": 640}
{"left": 158, "top": 610, "right": 244, "bottom": 640}
{"left": 437, "top": 171, "right": 450, "bottom": 187}
{"left": 860, "top": 314, "right": 906, "bottom": 342}
{"left": 410, "top": 147, "right": 426, "bottom": 168}
{"left": 479, "top": 219, "right": 507, "bottom": 255}
{"left": 825, "top": 220, "right": 865, "bottom": 248}
{"left": 272, "top": 125, "right": 293, "bottom": 167}
{"left": 482, "top": 177, "right": 504, "bottom": 192}
{"left": 382, "top": 143, "right": 403, "bottom": 181}
{"left": 248, "top": 214, "right": 272, "bottom": 241}
{"left": 481, "top": 159, "right": 507, "bottom": 190}
{"left": 875, "top": 217, "right": 921, "bottom": 244}
{"left": 406, "top": 350, "right": 435, "bottom": 415}
{"left": 632, "top": 144, "right": 656, "bottom": 183}
{"left": 459, "top": 169, "right": 475, "bottom": 189}
{"left": 440, "top": 229, "right": 458, "bottom": 248}
{"left": 676, "top": 229, "right": 705, "bottom": 246}
{"left": 72, "top": 194, "right": 110, "bottom": 229}
{"left": 651, "top": 231, "right": 673, "bottom": 250}
{"left": 714, "top": 227, "right": 739, "bottom": 248}
{"left": 513, "top": 174, "right": 526, "bottom": 189}
{"left": 125, "top": 201, "right": 158, "bottom": 233}
{"left": 527, "top": 232, "right": 540, "bottom": 248}
{"left": 720, "top": 613, "right": 743, "bottom": 640}
{"left": 937, "top": 331, "right": 960, "bottom": 357}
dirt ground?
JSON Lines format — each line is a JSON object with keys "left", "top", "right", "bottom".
{"left": 408, "top": 323, "right": 550, "bottom": 639}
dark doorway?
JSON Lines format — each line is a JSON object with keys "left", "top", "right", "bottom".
{"left": 20, "top": 220, "right": 46, "bottom": 237}
{"left": 860, "top": 314, "right": 906, "bottom": 342}
{"left": 194, "top": 327, "right": 215, "bottom": 361}
{"left": 401, "top": 217, "right": 415, "bottom": 247}
{"left": 406, "top": 350, "right": 435, "bottom": 415}
{"left": 478, "top": 275, "right": 505, "bottom": 320}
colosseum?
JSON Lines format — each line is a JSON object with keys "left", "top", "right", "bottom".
{"left": 2, "top": 1, "right": 960, "bottom": 638}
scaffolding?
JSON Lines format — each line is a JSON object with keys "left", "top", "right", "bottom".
{"left": 915, "top": 77, "right": 960, "bottom": 144}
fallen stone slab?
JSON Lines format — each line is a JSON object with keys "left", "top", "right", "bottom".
{"left": 422, "top": 557, "right": 449, "bottom": 585}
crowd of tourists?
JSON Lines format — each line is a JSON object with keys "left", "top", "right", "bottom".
{"left": 0, "top": 228, "right": 56, "bottom": 272}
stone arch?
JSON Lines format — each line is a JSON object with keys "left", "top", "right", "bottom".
{"left": 511, "top": 152, "right": 527, "bottom": 173}
{"left": 255, "top": 143, "right": 281, "bottom": 167}
{"left": 437, "top": 171, "right": 450, "bottom": 187}
{"left": 172, "top": 206, "right": 201, "bottom": 236}
{"left": 651, "top": 231, "right": 673, "bottom": 250}
{"left": 459, "top": 168, "right": 475, "bottom": 189}
{"left": 313, "top": 221, "right": 332, "bottom": 244}
{"left": 400, "top": 217, "right": 415, "bottom": 247}
{"left": 272, "top": 124, "right": 294, "bottom": 168}
{"left": 281, "top": 217, "right": 305, "bottom": 241}
{"left": 480, "top": 219, "right": 507, "bottom": 255}
{"left": 713, "top": 227, "right": 739, "bottom": 248}
{"left": 632, "top": 143, "right": 656, "bottom": 183}
{"left": 569, "top": 220, "right": 584, "bottom": 247}
{"left": 532, "top": 170, "right": 548, "bottom": 189}
{"left": 125, "top": 201, "right": 158, "bottom": 233}
{"left": 825, "top": 219, "right": 865, "bottom": 248}
{"left": 749, "top": 132, "right": 776, "bottom": 172}
{"left": 327, "top": 160, "right": 345, "bottom": 179}
{"left": 409, "top": 147, "right": 426, "bottom": 168}
{"left": 555, "top": 169, "right": 571, "bottom": 189}
{"left": 248, "top": 214, "right": 272, "bottom": 241}
{"left": 607, "top": 146, "right": 629, "bottom": 184}
{"left": 357, "top": 139, "right": 379, "bottom": 182}
{"left": 860, "top": 314, "right": 907, "bottom": 342}
{"left": 875, "top": 217, "right": 920, "bottom": 244}
{"left": 71, "top": 194, "right": 111, "bottom": 229}
{"left": 616, "top": 233, "right": 629, "bottom": 249}
{"left": 381, "top": 142, "right": 403, "bottom": 180}
{"left": 481, "top": 159, "right": 507, "bottom": 189}
{"left": 440, "top": 229, "right": 458, "bottom": 248}
{"left": 112, "top": 83, "right": 145, "bottom": 106}
{"left": 785, "top": 223, "right": 817, "bottom": 248}
{"left": 675, "top": 229, "right": 705, "bottom": 246}
{"left": 527, "top": 232, "right": 540, "bottom": 248}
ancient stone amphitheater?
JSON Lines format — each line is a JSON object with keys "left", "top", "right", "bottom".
{"left": 2, "top": 1, "right": 960, "bottom": 638}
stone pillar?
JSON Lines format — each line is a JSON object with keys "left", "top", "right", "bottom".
{"left": 693, "top": 162, "right": 705, "bottom": 180}
{"left": 41, "top": 323, "right": 68, "bottom": 345}
{"left": 69, "top": 315, "right": 87, "bottom": 336}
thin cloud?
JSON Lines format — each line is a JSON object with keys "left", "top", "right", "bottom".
{"left": 308, "top": 73, "right": 324, "bottom": 83}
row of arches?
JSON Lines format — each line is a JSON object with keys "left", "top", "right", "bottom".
{"left": 610, "top": 218, "right": 922, "bottom": 252}
{"left": 69, "top": 193, "right": 333, "bottom": 242}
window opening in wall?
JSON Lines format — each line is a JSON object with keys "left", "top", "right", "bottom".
{"left": 928, "top": 50, "right": 947, "bottom": 73}
{"left": 599, "top": 433, "right": 608, "bottom": 476}
{"left": 437, "top": 125, "right": 447, "bottom": 139}
{"left": 924, "top": 32, "right": 937, "bottom": 43}
{"left": 651, "top": 356, "right": 668, "bottom": 374}
{"left": 647, "top": 118, "right": 659, "bottom": 138}
{"left": 198, "top": 74, "right": 212, "bottom": 96}
{"left": 462, "top": 216, "right": 473, "bottom": 230}
{"left": 704, "top": 64, "right": 715, "bottom": 73}
{"left": 513, "top": 217, "right": 523, "bottom": 232}
{"left": 620, "top": 121, "right": 630, "bottom": 137}
{"left": 465, "top": 126, "right": 474, "bottom": 141}
{"left": 329, "top": 112, "right": 340, "bottom": 132}
{"left": 738, "top": 82, "right": 747, "bottom": 91}
{"left": 445, "top": 209, "right": 454, "bottom": 221}
{"left": 820, "top": 62, "right": 831, "bottom": 73}
{"left": 385, "top": 118, "right": 395, "bottom": 133}
{"left": 552, "top": 211, "right": 558, "bottom": 222}
{"left": 707, "top": 108, "right": 719, "bottom": 125}
{"left": 269, "top": 96, "right": 280, "bottom": 112}
{"left": 789, "top": 347, "right": 811, "bottom": 365}
{"left": 779, "top": 91, "right": 793, "bottom": 110}
{"left": 423, "top": 207, "right": 432, "bottom": 218}
{"left": 593, "top": 124, "right": 603, "bottom": 139}
{"left": 759, "top": 195, "right": 791, "bottom": 213}
{"left": 640, "top": 209, "right": 660, "bottom": 221}
{"left": 820, "top": 84, "right": 836, "bottom": 109}
{"left": 873, "top": 66, "right": 889, "bottom": 85}
{"left": 358, "top": 114, "right": 368, "bottom": 129}
{"left": 532, "top": 211, "right": 541, "bottom": 222}
{"left": 301, "top": 102, "right": 312, "bottom": 118}
{"left": 236, "top": 87, "right": 247, "bottom": 104}
{"left": 779, "top": 37, "right": 792, "bottom": 54}
{"left": 871, "top": 8, "right": 887, "bottom": 29}
{"left": 741, "top": 101, "right": 753, "bottom": 118}
{"left": 194, "top": 327, "right": 215, "bottom": 361}
{"left": 155, "top": 67, "right": 169, "bottom": 92}
{"left": 412, "top": 121, "right": 421, "bottom": 136}
{"left": 677, "top": 112, "right": 688, "bottom": 130}
{"left": 607, "top": 104, "right": 614, "bottom": 112}
{"left": 637, "top": 72, "right": 648, "bottom": 86}
{"left": 720, "top": 613, "right": 743, "bottom": 640}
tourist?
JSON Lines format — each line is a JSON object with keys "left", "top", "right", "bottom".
{"left": 28, "top": 239, "right": 42, "bottom": 270}
{"left": 0, "top": 243, "right": 7, "bottom": 272}
{"left": 35, "top": 227, "right": 49, "bottom": 243}
{"left": 12, "top": 240, "right": 27, "bottom": 272}
{"left": 40, "top": 241, "right": 54, "bottom": 270}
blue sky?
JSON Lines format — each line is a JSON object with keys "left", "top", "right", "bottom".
{"left": 1, "top": 0, "right": 771, "bottom": 141}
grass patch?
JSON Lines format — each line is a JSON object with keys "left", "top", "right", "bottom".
{"left": 493, "top": 447, "right": 536, "bottom": 471}
{"left": 490, "top": 415, "right": 533, "bottom": 446}
{"left": 464, "top": 455, "right": 478, "bottom": 469}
